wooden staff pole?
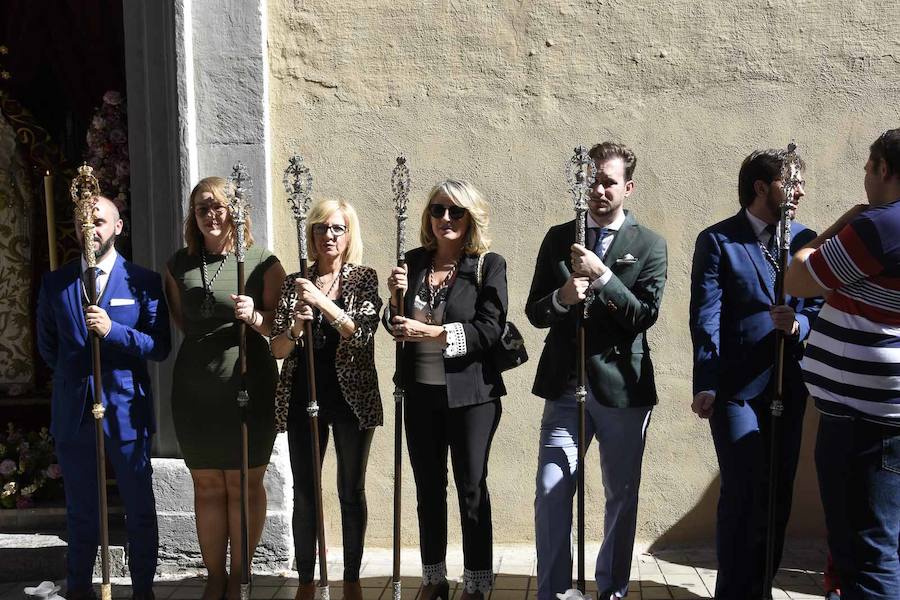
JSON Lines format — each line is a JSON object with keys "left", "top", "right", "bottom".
{"left": 225, "top": 163, "right": 254, "bottom": 600}
{"left": 70, "top": 164, "right": 111, "bottom": 600}
{"left": 763, "top": 143, "right": 801, "bottom": 598}
{"left": 566, "top": 147, "right": 596, "bottom": 598}
{"left": 283, "top": 155, "right": 330, "bottom": 600}
{"left": 390, "top": 156, "right": 411, "bottom": 600}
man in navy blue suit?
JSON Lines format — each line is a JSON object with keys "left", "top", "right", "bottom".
{"left": 689, "top": 149, "right": 822, "bottom": 600}
{"left": 37, "top": 196, "right": 171, "bottom": 600}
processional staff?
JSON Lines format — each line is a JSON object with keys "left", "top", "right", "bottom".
{"left": 70, "top": 164, "right": 112, "bottom": 600}
{"left": 224, "top": 163, "right": 254, "bottom": 600}
{"left": 763, "top": 143, "right": 801, "bottom": 594}
{"left": 283, "top": 154, "right": 330, "bottom": 600}
{"left": 564, "top": 146, "right": 597, "bottom": 600}
{"left": 390, "top": 155, "right": 411, "bottom": 600}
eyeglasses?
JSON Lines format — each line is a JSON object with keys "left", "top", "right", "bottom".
{"left": 194, "top": 204, "right": 228, "bottom": 217}
{"left": 311, "top": 224, "right": 348, "bottom": 237}
{"left": 428, "top": 204, "right": 467, "bottom": 220}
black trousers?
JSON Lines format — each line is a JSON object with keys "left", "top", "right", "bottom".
{"left": 405, "top": 383, "right": 502, "bottom": 575}
{"left": 287, "top": 412, "right": 374, "bottom": 583}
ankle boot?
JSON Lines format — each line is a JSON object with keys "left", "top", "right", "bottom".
{"left": 295, "top": 582, "right": 317, "bottom": 600}
{"left": 343, "top": 581, "right": 363, "bottom": 600}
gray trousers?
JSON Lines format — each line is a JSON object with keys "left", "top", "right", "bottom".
{"left": 534, "top": 387, "right": 652, "bottom": 599}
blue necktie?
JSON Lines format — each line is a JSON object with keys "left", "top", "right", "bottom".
{"left": 592, "top": 227, "right": 610, "bottom": 257}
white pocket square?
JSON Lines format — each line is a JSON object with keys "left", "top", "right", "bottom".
{"left": 110, "top": 298, "right": 135, "bottom": 306}
{"left": 615, "top": 254, "right": 638, "bottom": 264}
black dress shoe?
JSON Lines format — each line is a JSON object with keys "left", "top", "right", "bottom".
{"left": 67, "top": 588, "right": 98, "bottom": 600}
{"left": 131, "top": 590, "right": 155, "bottom": 600}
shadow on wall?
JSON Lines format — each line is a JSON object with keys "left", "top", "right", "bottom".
{"left": 649, "top": 400, "right": 827, "bottom": 551}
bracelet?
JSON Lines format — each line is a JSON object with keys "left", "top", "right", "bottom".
{"left": 330, "top": 311, "right": 351, "bottom": 330}
{"left": 285, "top": 327, "right": 300, "bottom": 343}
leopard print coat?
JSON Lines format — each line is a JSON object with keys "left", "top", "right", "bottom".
{"left": 271, "top": 263, "right": 383, "bottom": 431}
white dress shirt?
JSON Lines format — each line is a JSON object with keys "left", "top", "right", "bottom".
{"left": 81, "top": 249, "right": 118, "bottom": 299}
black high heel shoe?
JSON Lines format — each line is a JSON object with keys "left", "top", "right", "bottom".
{"left": 424, "top": 580, "right": 450, "bottom": 600}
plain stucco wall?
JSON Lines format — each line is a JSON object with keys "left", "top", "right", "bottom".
{"left": 265, "top": 0, "right": 900, "bottom": 548}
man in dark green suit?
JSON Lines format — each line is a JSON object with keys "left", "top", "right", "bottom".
{"left": 527, "top": 142, "right": 667, "bottom": 600}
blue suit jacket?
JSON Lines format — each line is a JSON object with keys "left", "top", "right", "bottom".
{"left": 36, "top": 255, "right": 171, "bottom": 443}
{"left": 689, "top": 210, "right": 823, "bottom": 401}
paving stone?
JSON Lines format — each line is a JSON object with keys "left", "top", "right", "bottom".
{"left": 492, "top": 575, "right": 529, "bottom": 590}
{"left": 640, "top": 585, "right": 673, "bottom": 600}
{"left": 250, "top": 585, "right": 280, "bottom": 599}
{"left": 273, "top": 586, "right": 299, "bottom": 599}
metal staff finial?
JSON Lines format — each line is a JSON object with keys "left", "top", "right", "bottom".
{"left": 392, "top": 155, "right": 411, "bottom": 262}
{"left": 567, "top": 146, "right": 597, "bottom": 318}
{"left": 226, "top": 162, "right": 253, "bottom": 263}
{"left": 781, "top": 142, "right": 801, "bottom": 209}
{"left": 70, "top": 163, "right": 103, "bottom": 268}
{"left": 566, "top": 146, "right": 595, "bottom": 247}
{"left": 283, "top": 154, "right": 314, "bottom": 262}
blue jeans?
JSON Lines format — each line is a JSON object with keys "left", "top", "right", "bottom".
{"left": 816, "top": 407, "right": 900, "bottom": 600}
{"left": 534, "top": 388, "right": 652, "bottom": 599}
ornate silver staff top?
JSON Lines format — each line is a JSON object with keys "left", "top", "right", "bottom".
{"left": 283, "top": 154, "right": 314, "bottom": 262}
{"left": 567, "top": 146, "right": 597, "bottom": 317}
{"left": 225, "top": 162, "right": 253, "bottom": 263}
{"left": 70, "top": 163, "right": 103, "bottom": 269}
{"left": 392, "top": 156, "right": 411, "bottom": 262}
{"left": 778, "top": 142, "right": 801, "bottom": 252}
{"left": 566, "top": 146, "right": 596, "bottom": 248}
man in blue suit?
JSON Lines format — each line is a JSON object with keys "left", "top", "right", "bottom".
{"left": 37, "top": 196, "right": 171, "bottom": 600}
{"left": 689, "top": 149, "right": 822, "bottom": 599}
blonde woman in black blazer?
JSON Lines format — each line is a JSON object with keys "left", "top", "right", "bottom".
{"left": 386, "top": 179, "right": 508, "bottom": 600}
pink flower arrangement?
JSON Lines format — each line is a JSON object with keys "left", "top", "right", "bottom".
{"left": 0, "top": 423, "right": 63, "bottom": 509}
{"left": 85, "top": 89, "right": 131, "bottom": 230}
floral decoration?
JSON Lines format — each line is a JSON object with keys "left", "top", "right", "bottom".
{"left": 85, "top": 90, "right": 130, "bottom": 234}
{"left": 0, "top": 423, "right": 63, "bottom": 509}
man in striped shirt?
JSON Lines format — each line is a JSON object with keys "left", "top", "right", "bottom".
{"left": 786, "top": 128, "right": 900, "bottom": 600}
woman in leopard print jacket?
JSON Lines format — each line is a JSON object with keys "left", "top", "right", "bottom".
{"left": 270, "top": 199, "right": 382, "bottom": 600}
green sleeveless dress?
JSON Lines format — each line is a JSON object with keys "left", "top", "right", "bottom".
{"left": 168, "top": 246, "right": 280, "bottom": 469}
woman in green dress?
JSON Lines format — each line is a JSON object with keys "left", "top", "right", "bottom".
{"left": 165, "top": 176, "right": 286, "bottom": 600}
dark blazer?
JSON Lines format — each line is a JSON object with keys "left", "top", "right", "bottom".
{"left": 36, "top": 255, "right": 171, "bottom": 443}
{"left": 526, "top": 211, "right": 667, "bottom": 408}
{"left": 689, "top": 209, "right": 823, "bottom": 401}
{"left": 388, "top": 246, "right": 508, "bottom": 407}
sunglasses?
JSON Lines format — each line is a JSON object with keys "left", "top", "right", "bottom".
{"left": 194, "top": 204, "right": 228, "bottom": 217}
{"left": 428, "top": 204, "right": 467, "bottom": 220}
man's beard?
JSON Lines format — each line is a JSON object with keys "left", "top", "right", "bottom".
{"left": 93, "top": 235, "right": 116, "bottom": 260}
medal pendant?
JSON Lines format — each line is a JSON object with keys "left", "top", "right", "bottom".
{"left": 200, "top": 292, "right": 215, "bottom": 318}
{"left": 313, "top": 326, "right": 327, "bottom": 349}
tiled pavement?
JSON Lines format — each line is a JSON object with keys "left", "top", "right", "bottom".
{"left": 0, "top": 543, "right": 832, "bottom": 600}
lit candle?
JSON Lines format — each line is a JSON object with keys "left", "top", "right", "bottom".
{"left": 44, "top": 170, "right": 58, "bottom": 271}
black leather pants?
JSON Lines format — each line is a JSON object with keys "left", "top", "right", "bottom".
{"left": 287, "top": 413, "right": 374, "bottom": 583}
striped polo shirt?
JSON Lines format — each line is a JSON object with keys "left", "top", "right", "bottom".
{"left": 802, "top": 200, "right": 900, "bottom": 422}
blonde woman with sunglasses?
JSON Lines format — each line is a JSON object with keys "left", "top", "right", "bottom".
{"left": 385, "top": 179, "right": 509, "bottom": 600}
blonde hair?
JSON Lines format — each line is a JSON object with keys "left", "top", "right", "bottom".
{"left": 185, "top": 176, "right": 255, "bottom": 255}
{"left": 419, "top": 179, "right": 492, "bottom": 255}
{"left": 307, "top": 199, "right": 363, "bottom": 265}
